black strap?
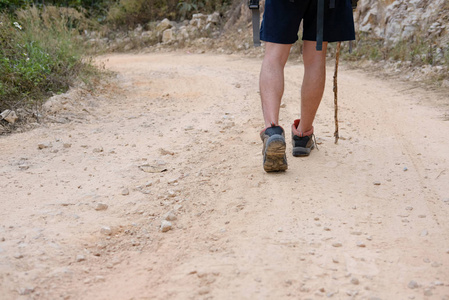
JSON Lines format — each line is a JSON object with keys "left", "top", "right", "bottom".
{"left": 248, "top": 0, "right": 261, "bottom": 47}
{"left": 252, "top": 9, "right": 261, "bottom": 47}
{"left": 316, "top": 0, "right": 324, "bottom": 51}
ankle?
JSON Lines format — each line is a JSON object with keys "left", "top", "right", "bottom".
{"left": 292, "top": 119, "right": 314, "bottom": 137}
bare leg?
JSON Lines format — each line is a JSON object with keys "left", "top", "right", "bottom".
{"left": 298, "top": 40, "right": 328, "bottom": 133}
{"left": 260, "top": 42, "right": 292, "bottom": 128}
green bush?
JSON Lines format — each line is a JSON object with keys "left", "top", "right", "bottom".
{"left": 0, "top": 6, "right": 96, "bottom": 111}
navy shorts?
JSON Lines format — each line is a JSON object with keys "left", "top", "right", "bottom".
{"left": 260, "top": 0, "right": 355, "bottom": 44}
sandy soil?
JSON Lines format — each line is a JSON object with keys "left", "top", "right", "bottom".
{"left": 1, "top": 52, "right": 449, "bottom": 300}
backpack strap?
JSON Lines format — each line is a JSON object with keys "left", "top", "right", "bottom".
{"left": 316, "top": 0, "right": 325, "bottom": 51}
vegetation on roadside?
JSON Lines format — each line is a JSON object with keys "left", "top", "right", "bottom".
{"left": 0, "top": 6, "right": 97, "bottom": 112}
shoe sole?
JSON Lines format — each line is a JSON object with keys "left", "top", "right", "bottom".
{"left": 292, "top": 144, "right": 314, "bottom": 157}
{"left": 263, "top": 135, "right": 288, "bottom": 172}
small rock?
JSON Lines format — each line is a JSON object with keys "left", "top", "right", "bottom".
{"left": 100, "top": 226, "right": 112, "bottom": 236}
{"left": 408, "top": 280, "right": 418, "bottom": 289}
{"left": 63, "top": 143, "right": 72, "bottom": 148}
{"left": 332, "top": 242, "right": 342, "bottom": 247}
{"left": 431, "top": 261, "right": 440, "bottom": 267}
{"left": 373, "top": 181, "right": 381, "bottom": 186}
{"left": 418, "top": 214, "right": 426, "bottom": 218}
{"left": 1, "top": 110, "right": 18, "bottom": 124}
{"left": 324, "top": 227, "right": 331, "bottom": 231}
{"left": 403, "top": 167, "right": 408, "bottom": 171}
{"left": 198, "top": 286, "right": 210, "bottom": 295}
{"left": 160, "top": 220, "right": 172, "bottom": 232}
{"left": 121, "top": 188, "right": 129, "bottom": 196}
{"left": 18, "top": 287, "right": 34, "bottom": 295}
{"left": 423, "top": 289, "right": 432, "bottom": 296}
{"left": 37, "top": 143, "right": 51, "bottom": 149}
{"left": 357, "top": 241, "right": 366, "bottom": 248}
{"left": 76, "top": 255, "right": 86, "bottom": 262}
{"left": 420, "top": 230, "right": 428, "bottom": 237}
{"left": 95, "top": 203, "right": 108, "bottom": 211}
{"left": 13, "top": 253, "right": 24, "bottom": 259}
{"left": 159, "top": 148, "right": 174, "bottom": 156}
{"left": 92, "top": 147, "right": 104, "bottom": 153}
{"left": 350, "top": 231, "right": 362, "bottom": 236}
{"left": 405, "top": 206, "right": 413, "bottom": 211}
{"left": 163, "top": 210, "right": 177, "bottom": 221}
{"left": 1, "top": 237, "right": 5, "bottom": 242}
{"left": 332, "top": 257, "right": 339, "bottom": 263}
{"left": 351, "top": 278, "right": 360, "bottom": 285}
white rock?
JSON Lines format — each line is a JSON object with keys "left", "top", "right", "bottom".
{"left": 100, "top": 226, "right": 112, "bottom": 236}
{"left": 163, "top": 210, "right": 177, "bottom": 221}
{"left": 121, "top": 188, "right": 129, "bottom": 196}
{"left": 76, "top": 254, "right": 86, "bottom": 262}
{"left": 161, "top": 220, "right": 172, "bottom": 232}
{"left": 1, "top": 110, "right": 18, "bottom": 124}
{"left": 156, "top": 18, "right": 172, "bottom": 33}
{"left": 162, "top": 29, "right": 174, "bottom": 43}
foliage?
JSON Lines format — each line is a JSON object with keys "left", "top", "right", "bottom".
{"left": 0, "top": 6, "right": 96, "bottom": 111}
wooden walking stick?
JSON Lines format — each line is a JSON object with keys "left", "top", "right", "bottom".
{"left": 333, "top": 42, "right": 341, "bottom": 144}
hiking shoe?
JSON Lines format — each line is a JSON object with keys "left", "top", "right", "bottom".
{"left": 260, "top": 124, "right": 288, "bottom": 172}
{"left": 291, "top": 119, "right": 316, "bottom": 157}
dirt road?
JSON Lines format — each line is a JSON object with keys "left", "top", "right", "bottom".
{"left": 1, "top": 52, "right": 449, "bottom": 299}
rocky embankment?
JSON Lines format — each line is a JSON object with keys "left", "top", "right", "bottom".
{"left": 87, "top": 12, "right": 223, "bottom": 52}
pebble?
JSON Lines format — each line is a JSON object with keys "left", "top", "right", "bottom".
{"left": 163, "top": 210, "right": 177, "bottom": 221}
{"left": 357, "top": 241, "right": 366, "bottom": 248}
{"left": 13, "top": 253, "right": 24, "bottom": 259}
{"left": 37, "top": 143, "right": 51, "bottom": 149}
{"left": 95, "top": 203, "right": 108, "bottom": 211}
{"left": 76, "top": 255, "right": 86, "bottom": 262}
{"left": 418, "top": 214, "right": 426, "bottom": 218}
{"left": 63, "top": 143, "right": 72, "bottom": 148}
{"left": 100, "top": 226, "right": 112, "bottom": 236}
{"left": 373, "top": 181, "right": 381, "bottom": 186}
{"left": 198, "top": 287, "right": 210, "bottom": 295}
{"left": 431, "top": 262, "right": 440, "bottom": 267}
{"left": 18, "top": 287, "right": 34, "bottom": 295}
{"left": 160, "top": 220, "right": 172, "bottom": 232}
{"left": 351, "top": 278, "right": 360, "bottom": 285}
{"left": 405, "top": 206, "right": 413, "bottom": 211}
{"left": 324, "top": 227, "right": 331, "bottom": 231}
{"left": 408, "top": 280, "right": 418, "bottom": 289}
{"left": 332, "top": 242, "right": 342, "bottom": 247}
{"left": 121, "top": 188, "right": 129, "bottom": 196}
{"left": 420, "top": 230, "right": 428, "bottom": 237}
{"left": 423, "top": 289, "right": 432, "bottom": 296}
{"left": 332, "top": 257, "right": 339, "bottom": 263}
{"left": 351, "top": 231, "right": 362, "bottom": 236}
{"left": 403, "top": 167, "right": 408, "bottom": 171}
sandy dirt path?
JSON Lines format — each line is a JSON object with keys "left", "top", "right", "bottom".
{"left": 1, "top": 52, "right": 449, "bottom": 300}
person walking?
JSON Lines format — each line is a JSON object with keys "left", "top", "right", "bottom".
{"left": 259, "top": 0, "right": 355, "bottom": 172}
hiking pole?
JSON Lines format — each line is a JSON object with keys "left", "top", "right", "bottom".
{"left": 333, "top": 41, "right": 341, "bottom": 144}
